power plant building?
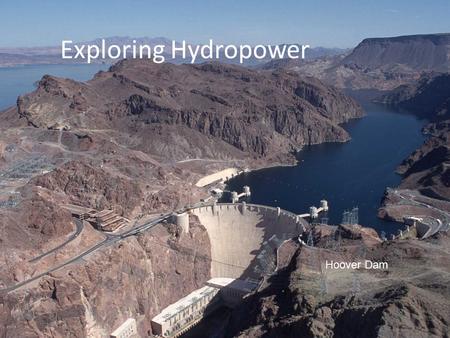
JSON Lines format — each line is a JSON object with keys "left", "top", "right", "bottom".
{"left": 151, "top": 278, "right": 257, "bottom": 337}
{"left": 151, "top": 284, "right": 221, "bottom": 337}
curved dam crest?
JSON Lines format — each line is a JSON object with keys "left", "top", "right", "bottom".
{"left": 189, "top": 203, "right": 308, "bottom": 279}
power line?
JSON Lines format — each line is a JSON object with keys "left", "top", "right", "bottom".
{"left": 147, "top": 236, "right": 250, "bottom": 271}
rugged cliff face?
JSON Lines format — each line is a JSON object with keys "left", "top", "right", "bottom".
{"left": 377, "top": 73, "right": 450, "bottom": 222}
{"left": 1, "top": 220, "right": 211, "bottom": 337}
{"left": 226, "top": 229, "right": 450, "bottom": 338}
{"left": 342, "top": 34, "right": 450, "bottom": 72}
{"left": 377, "top": 73, "right": 450, "bottom": 120}
{"left": 261, "top": 34, "right": 450, "bottom": 90}
{"left": 381, "top": 73, "right": 450, "bottom": 199}
{"left": 31, "top": 161, "right": 145, "bottom": 217}
{"left": 5, "top": 60, "right": 363, "bottom": 161}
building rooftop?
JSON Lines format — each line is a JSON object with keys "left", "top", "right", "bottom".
{"left": 95, "top": 209, "right": 115, "bottom": 218}
{"left": 207, "top": 278, "right": 257, "bottom": 293}
{"left": 151, "top": 285, "right": 219, "bottom": 325}
{"left": 206, "top": 277, "right": 235, "bottom": 288}
{"left": 151, "top": 278, "right": 258, "bottom": 326}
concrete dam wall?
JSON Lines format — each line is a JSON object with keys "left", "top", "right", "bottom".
{"left": 190, "top": 203, "right": 307, "bottom": 279}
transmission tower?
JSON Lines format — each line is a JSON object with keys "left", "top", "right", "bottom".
{"left": 319, "top": 274, "right": 328, "bottom": 297}
{"left": 307, "top": 231, "right": 314, "bottom": 247}
{"left": 326, "top": 228, "right": 335, "bottom": 248}
{"left": 351, "top": 207, "right": 359, "bottom": 224}
{"left": 351, "top": 272, "right": 361, "bottom": 296}
{"left": 333, "top": 226, "right": 342, "bottom": 250}
{"left": 341, "top": 211, "right": 350, "bottom": 225}
{"left": 360, "top": 243, "right": 367, "bottom": 258}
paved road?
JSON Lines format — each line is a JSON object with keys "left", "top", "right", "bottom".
{"left": 0, "top": 238, "right": 110, "bottom": 294}
{"left": 391, "top": 189, "right": 450, "bottom": 238}
{"left": 0, "top": 201, "right": 224, "bottom": 294}
{"left": 28, "top": 219, "right": 84, "bottom": 263}
{"left": 0, "top": 212, "right": 174, "bottom": 294}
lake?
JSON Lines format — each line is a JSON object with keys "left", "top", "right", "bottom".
{"left": 224, "top": 101, "right": 427, "bottom": 235}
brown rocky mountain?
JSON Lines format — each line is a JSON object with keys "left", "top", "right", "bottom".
{"left": 4, "top": 60, "right": 362, "bottom": 161}
{"left": 1, "top": 218, "right": 212, "bottom": 337}
{"left": 0, "top": 60, "right": 363, "bottom": 336}
{"left": 225, "top": 227, "right": 450, "bottom": 338}
{"left": 378, "top": 73, "right": 450, "bottom": 200}
{"left": 342, "top": 34, "right": 450, "bottom": 72}
{"left": 377, "top": 72, "right": 450, "bottom": 120}
{"left": 377, "top": 73, "right": 450, "bottom": 223}
{"left": 261, "top": 33, "right": 450, "bottom": 90}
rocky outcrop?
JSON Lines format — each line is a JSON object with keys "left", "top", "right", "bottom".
{"left": 342, "top": 34, "right": 450, "bottom": 72}
{"left": 7, "top": 60, "right": 363, "bottom": 161}
{"left": 0, "top": 220, "right": 211, "bottom": 337}
{"left": 0, "top": 190, "right": 75, "bottom": 251}
{"left": 226, "top": 232, "right": 450, "bottom": 338}
{"left": 261, "top": 33, "right": 450, "bottom": 90}
{"left": 398, "top": 134, "right": 450, "bottom": 201}
{"left": 379, "top": 73, "right": 450, "bottom": 202}
{"left": 377, "top": 73, "right": 450, "bottom": 120}
{"left": 31, "top": 161, "right": 144, "bottom": 217}
{"left": 376, "top": 73, "right": 450, "bottom": 229}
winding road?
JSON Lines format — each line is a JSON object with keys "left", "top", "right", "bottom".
{"left": 0, "top": 201, "right": 215, "bottom": 294}
{"left": 390, "top": 189, "right": 450, "bottom": 237}
{"left": 0, "top": 211, "right": 174, "bottom": 294}
{"left": 28, "top": 219, "right": 84, "bottom": 263}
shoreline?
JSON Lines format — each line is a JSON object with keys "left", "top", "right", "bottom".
{"left": 217, "top": 106, "right": 426, "bottom": 233}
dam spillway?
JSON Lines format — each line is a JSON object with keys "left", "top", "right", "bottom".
{"left": 189, "top": 203, "right": 308, "bottom": 279}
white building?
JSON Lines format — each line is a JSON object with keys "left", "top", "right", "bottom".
{"left": 151, "top": 278, "right": 258, "bottom": 337}
{"left": 151, "top": 285, "right": 221, "bottom": 337}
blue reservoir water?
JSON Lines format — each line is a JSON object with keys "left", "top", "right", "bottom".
{"left": 225, "top": 102, "right": 427, "bottom": 235}
{"left": 0, "top": 63, "right": 109, "bottom": 110}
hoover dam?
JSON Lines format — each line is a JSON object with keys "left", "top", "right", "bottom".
{"left": 181, "top": 202, "right": 310, "bottom": 279}
{"left": 148, "top": 201, "right": 312, "bottom": 337}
